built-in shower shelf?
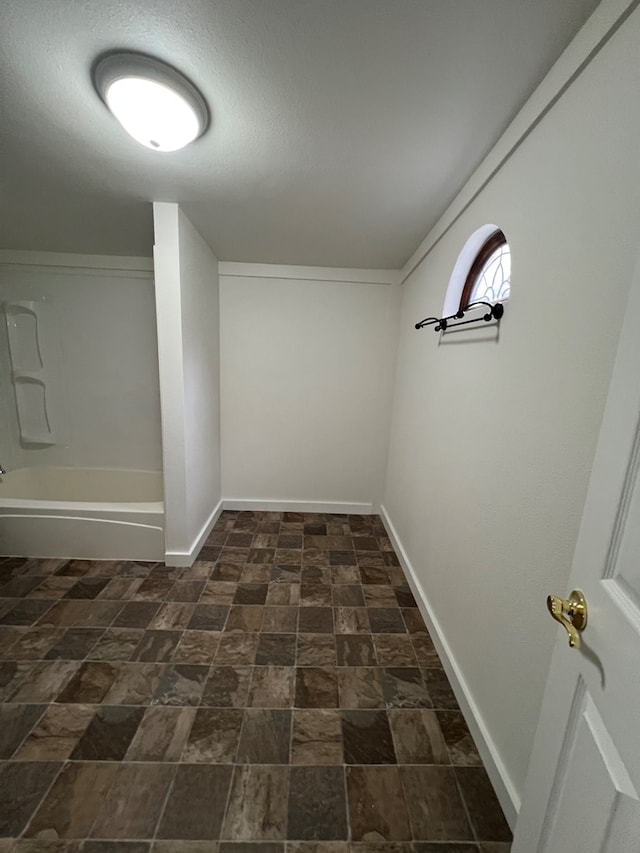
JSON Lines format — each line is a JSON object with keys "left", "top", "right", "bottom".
{"left": 3, "top": 300, "right": 55, "bottom": 448}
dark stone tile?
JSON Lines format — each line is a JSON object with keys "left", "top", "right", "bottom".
{"left": 130, "top": 629, "right": 182, "bottom": 662}
{"left": 210, "top": 563, "right": 244, "bottom": 581}
{"left": 411, "top": 634, "right": 441, "bottom": 667}
{"left": 358, "top": 566, "right": 389, "bottom": 585}
{"left": 288, "top": 766, "right": 348, "bottom": 840}
{"left": 400, "top": 766, "right": 473, "bottom": 841}
{"left": 70, "top": 705, "right": 144, "bottom": 760}
{"left": 240, "top": 565, "right": 272, "bottom": 583}
{"left": 216, "top": 632, "right": 259, "bottom": 664}
{"left": 422, "top": 668, "right": 459, "bottom": 709}
{"left": 183, "top": 707, "right": 244, "bottom": 762}
{"left": 64, "top": 578, "right": 110, "bottom": 599}
{"left": 0, "top": 599, "right": 52, "bottom": 625}
{"left": 362, "top": 585, "right": 398, "bottom": 608}
{"left": 479, "top": 845, "right": 512, "bottom": 853}
{"left": 298, "top": 608, "right": 333, "bottom": 634}
{"left": 112, "top": 601, "right": 161, "bottom": 629}
{"left": 220, "top": 843, "right": 284, "bottom": 853}
{"left": 130, "top": 578, "right": 174, "bottom": 601}
{"left": 342, "top": 710, "right": 396, "bottom": 763}
{"left": 0, "top": 661, "right": 34, "bottom": 701}
{"left": 97, "top": 576, "right": 145, "bottom": 600}
{"left": 236, "top": 708, "right": 291, "bottom": 763}
{"left": 279, "top": 534, "right": 303, "bottom": 548}
{"left": 223, "top": 766, "right": 289, "bottom": 840}
{"left": 203, "top": 666, "right": 252, "bottom": 707}
{"left": 248, "top": 666, "right": 294, "bottom": 707}
{"left": 11, "top": 661, "right": 81, "bottom": 703}
{"left": 226, "top": 533, "right": 255, "bottom": 548}
{"left": 226, "top": 606, "right": 264, "bottom": 633}
{"left": 381, "top": 668, "right": 432, "bottom": 709}
{"left": 291, "top": 709, "right": 343, "bottom": 764}
{"left": 89, "top": 628, "right": 145, "bottom": 661}
{"left": 275, "top": 549, "right": 303, "bottom": 566}
{"left": 337, "top": 667, "right": 384, "bottom": 709}
{"left": 266, "top": 583, "right": 300, "bottom": 605}
{"left": 368, "top": 609, "right": 406, "bottom": 634}
{"left": 329, "top": 551, "right": 357, "bottom": 566}
{"left": 247, "top": 548, "right": 275, "bottom": 564}
{"left": 201, "top": 581, "right": 238, "bottom": 605}
{"left": 270, "top": 565, "right": 301, "bottom": 584}
{"left": 336, "top": 635, "right": 376, "bottom": 666}
{"left": 296, "top": 634, "right": 336, "bottom": 666}
{"left": 330, "top": 566, "right": 360, "bottom": 584}
{"left": 256, "top": 633, "right": 296, "bottom": 666}
{"left": 295, "top": 666, "right": 338, "bottom": 708}
{"left": 333, "top": 608, "right": 370, "bottom": 634}
{"left": 352, "top": 537, "right": 379, "bottom": 552}
{"left": 55, "top": 661, "right": 120, "bottom": 703}
{"left": 350, "top": 844, "right": 412, "bottom": 853}
{"left": 152, "top": 664, "right": 208, "bottom": 706}
{"left": 156, "top": 764, "right": 233, "bottom": 840}
{"left": 37, "top": 599, "right": 122, "bottom": 628}
{"left": 332, "top": 585, "right": 365, "bottom": 607}
{"left": 436, "top": 710, "right": 482, "bottom": 765}
{"left": 234, "top": 584, "right": 268, "bottom": 605}
{"left": 346, "top": 766, "right": 411, "bottom": 841}
{"left": 413, "top": 846, "right": 479, "bottom": 852}
{"left": 455, "top": 767, "right": 512, "bottom": 842}
{"left": 85, "top": 843, "right": 151, "bottom": 852}
{"left": 300, "top": 584, "right": 332, "bottom": 607}
{"left": 167, "top": 580, "right": 206, "bottom": 602}
{"left": 301, "top": 566, "right": 331, "bottom": 584}
{"left": 0, "top": 576, "right": 43, "bottom": 597}
{"left": 0, "top": 760, "right": 62, "bottom": 836}
{"left": 126, "top": 706, "right": 196, "bottom": 761}
{"left": 13, "top": 703, "right": 95, "bottom": 761}
{"left": 373, "top": 635, "right": 417, "bottom": 666}
{"left": 174, "top": 630, "right": 220, "bottom": 664}
{"left": 393, "top": 588, "right": 417, "bottom": 608}
{"left": 382, "top": 552, "right": 400, "bottom": 567}
{"left": 5, "top": 625, "right": 63, "bottom": 660}
{"left": 0, "top": 704, "right": 45, "bottom": 759}
{"left": 103, "top": 662, "right": 165, "bottom": 705}
{"left": 304, "top": 523, "right": 327, "bottom": 536}
{"left": 188, "top": 605, "right": 229, "bottom": 631}
{"left": 25, "top": 762, "right": 118, "bottom": 838}
{"left": 46, "top": 628, "right": 104, "bottom": 660}
{"left": 389, "top": 709, "right": 449, "bottom": 764}
{"left": 262, "top": 606, "right": 298, "bottom": 633}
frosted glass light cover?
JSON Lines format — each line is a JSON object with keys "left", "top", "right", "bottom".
{"left": 94, "top": 52, "right": 209, "bottom": 153}
{"left": 105, "top": 77, "right": 201, "bottom": 152}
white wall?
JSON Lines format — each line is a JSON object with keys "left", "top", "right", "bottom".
{"left": 0, "top": 254, "right": 162, "bottom": 474}
{"left": 382, "top": 1, "right": 640, "bottom": 816}
{"left": 220, "top": 267, "right": 399, "bottom": 511}
{"left": 153, "top": 204, "right": 222, "bottom": 563}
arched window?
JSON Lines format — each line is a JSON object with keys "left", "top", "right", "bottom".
{"left": 459, "top": 229, "right": 510, "bottom": 310}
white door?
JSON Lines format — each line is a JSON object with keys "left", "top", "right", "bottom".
{"left": 512, "top": 252, "right": 640, "bottom": 852}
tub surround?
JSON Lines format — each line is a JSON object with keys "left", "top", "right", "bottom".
{"left": 0, "top": 468, "right": 164, "bottom": 561}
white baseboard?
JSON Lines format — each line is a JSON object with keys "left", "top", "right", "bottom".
{"left": 222, "top": 499, "right": 375, "bottom": 515}
{"left": 165, "top": 499, "right": 223, "bottom": 566}
{"left": 379, "top": 504, "right": 520, "bottom": 828}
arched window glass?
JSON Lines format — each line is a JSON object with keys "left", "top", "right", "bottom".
{"left": 459, "top": 230, "right": 510, "bottom": 310}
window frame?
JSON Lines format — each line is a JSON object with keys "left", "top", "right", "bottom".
{"left": 458, "top": 229, "right": 508, "bottom": 310}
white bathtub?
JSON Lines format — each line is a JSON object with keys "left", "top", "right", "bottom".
{"left": 0, "top": 467, "right": 165, "bottom": 561}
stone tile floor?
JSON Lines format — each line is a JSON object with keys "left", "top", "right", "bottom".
{"left": 0, "top": 511, "right": 512, "bottom": 852}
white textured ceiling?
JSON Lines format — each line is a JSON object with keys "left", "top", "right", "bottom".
{"left": 1, "top": 0, "right": 600, "bottom": 268}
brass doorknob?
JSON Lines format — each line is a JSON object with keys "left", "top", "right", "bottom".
{"left": 546, "top": 589, "right": 588, "bottom": 649}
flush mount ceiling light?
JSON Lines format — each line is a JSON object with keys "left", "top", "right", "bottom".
{"left": 94, "top": 52, "right": 209, "bottom": 152}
